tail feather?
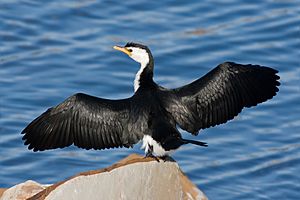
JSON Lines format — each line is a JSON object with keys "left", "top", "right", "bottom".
{"left": 182, "top": 139, "right": 208, "bottom": 147}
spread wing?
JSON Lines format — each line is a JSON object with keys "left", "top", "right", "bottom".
{"left": 162, "top": 62, "right": 280, "bottom": 135}
{"left": 22, "top": 93, "right": 141, "bottom": 151}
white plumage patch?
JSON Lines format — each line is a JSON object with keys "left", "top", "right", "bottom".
{"left": 134, "top": 63, "right": 147, "bottom": 92}
{"left": 141, "top": 135, "right": 169, "bottom": 157}
{"left": 126, "top": 47, "right": 150, "bottom": 92}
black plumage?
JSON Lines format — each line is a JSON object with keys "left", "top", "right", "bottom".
{"left": 22, "top": 43, "right": 280, "bottom": 156}
{"left": 164, "top": 62, "right": 280, "bottom": 134}
{"left": 23, "top": 94, "right": 136, "bottom": 151}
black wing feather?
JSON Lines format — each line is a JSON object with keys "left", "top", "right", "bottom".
{"left": 22, "top": 93, "right": 140, "bottom": 151}
{"left": 163, "top": 62, "right": 280, "bottom": 134}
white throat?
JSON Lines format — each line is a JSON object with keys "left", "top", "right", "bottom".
{"left": 134, "top": 62, "right": 147, "bottom": 92}
{"left": 128, "top": 47, "right": 150, "bottom": 92}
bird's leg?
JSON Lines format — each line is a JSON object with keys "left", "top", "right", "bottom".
{"left": 144, "top": 145, "right": 160, "bottom": 162}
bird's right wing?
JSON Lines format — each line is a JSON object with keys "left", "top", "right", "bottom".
{"left": 161, "top": 62, "right": 280, "bottom": 135}
{"left": 22, "top": 93, "right": 142, "bottom": 151}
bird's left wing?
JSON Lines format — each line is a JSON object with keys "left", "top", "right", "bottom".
{"left": 160, "top": 62, "right": 280, "bottom": 135}
{"left": 22, "top": 93, "right": 141, "bottom": 151}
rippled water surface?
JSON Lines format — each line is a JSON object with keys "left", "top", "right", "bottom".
{"left": 1, "top": 1, "right": 300, "bottom": 199}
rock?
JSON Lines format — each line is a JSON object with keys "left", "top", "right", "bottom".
{"left": 1, "top": 154, "right": 207, "bottom": 200}
{"left": 0, "top": 180, "right": 46, "bottom": 200}
{"left": 0, "top": 189, "right": 6, "bottom": 198}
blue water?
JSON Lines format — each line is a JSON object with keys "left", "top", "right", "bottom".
{"left": 1, "top": 0, "right": 300, "bottom": 199}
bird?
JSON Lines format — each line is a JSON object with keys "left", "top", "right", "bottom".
{"left": 22, "top": 42, "right": 280, "bottom": 158}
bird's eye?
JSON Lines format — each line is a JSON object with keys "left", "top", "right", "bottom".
{"left": 128, "top": 49, "right": 133, "bottom": 52}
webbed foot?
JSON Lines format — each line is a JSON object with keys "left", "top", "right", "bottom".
{"left": 160, "top": 155, "right": 174, "bottom": 162}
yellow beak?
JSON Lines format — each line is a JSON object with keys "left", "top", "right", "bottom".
{"left": 113, "top": 46, "right": 132, "bottom": 56}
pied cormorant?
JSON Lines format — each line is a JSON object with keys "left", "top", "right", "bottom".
{"left": 22, "top": 42, "right": 280, "bottom": 157}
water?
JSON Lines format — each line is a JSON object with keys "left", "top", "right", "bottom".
{"left": 1, "top": 0, "right": 299, "bottom": 199}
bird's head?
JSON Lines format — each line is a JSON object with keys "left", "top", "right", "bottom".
{"left": 113, "top": 42, "right": 153, "bottom": 66}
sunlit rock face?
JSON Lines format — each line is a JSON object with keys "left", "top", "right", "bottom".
{"left": 1, "top": 154, "right": 207, "bottom": 200}
{"left": 0, "top": 180, "right": 46, "bottom": 200}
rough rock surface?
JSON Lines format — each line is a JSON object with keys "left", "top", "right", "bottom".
{"left": 0, "top": 180, "right": 45, "bottom": 200}
{"left": 0, "top": 189, "right": 6, "bottom": 198}
{"left": 1, "top": 154, "right": 207, "bottom": 200}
